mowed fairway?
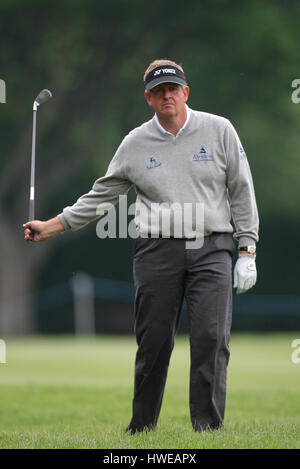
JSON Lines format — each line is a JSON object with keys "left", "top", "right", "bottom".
{"left": 0, "top": 334, "right": 299, "bottom": 449}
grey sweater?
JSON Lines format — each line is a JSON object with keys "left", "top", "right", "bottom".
{"left": 58, "top": 108, "right": 259, "bottom": 247}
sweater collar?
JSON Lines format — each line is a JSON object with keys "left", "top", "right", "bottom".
{"left": 154, "top": 105, "right": 191, "bottom": 138}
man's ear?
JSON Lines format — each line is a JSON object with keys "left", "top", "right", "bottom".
{"left": 144, "top": 90, "right": 152, "bottom": 108}
{"left": 183, "top": 86, "right": 190, "bottom": 103}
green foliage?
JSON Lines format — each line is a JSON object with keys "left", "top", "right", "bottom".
{"left": 1, "top": 0, "right": 299, "bottom": 299}
{"left": 1, "top": 0, "right": 299, "bottom": 214}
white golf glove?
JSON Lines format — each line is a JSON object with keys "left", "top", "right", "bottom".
{"left": 233, "top": 254, "right": 257, "bottom": 294}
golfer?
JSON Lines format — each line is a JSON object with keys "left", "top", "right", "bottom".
{"left": 24, "top": 59, "right": 259, "bottom": 433}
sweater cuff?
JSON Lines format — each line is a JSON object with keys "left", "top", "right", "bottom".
{"left": 57, "top": 213, "right": 71, "bottom": 231}
{"left": 237, "top": 236, "right": 257, "bottom": 248}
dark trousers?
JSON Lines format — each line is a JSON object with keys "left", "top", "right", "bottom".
{"left": 127, "top": 233, "right": 234, "bottom": 432}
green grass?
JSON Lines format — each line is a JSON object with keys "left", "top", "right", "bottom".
{"left": 0, "top": 333, "right": 299, "bottom": 449}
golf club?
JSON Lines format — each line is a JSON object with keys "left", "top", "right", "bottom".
{"left": 28, "top": 89, "right": 52, "bottom": 241}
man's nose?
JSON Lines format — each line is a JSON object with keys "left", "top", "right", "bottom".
{"left": 162, "top": 88, "right": 172, "bottom": 98}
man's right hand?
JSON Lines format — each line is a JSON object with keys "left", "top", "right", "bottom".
{"left": 23, "top": 216, "right": 64, "bottom": 242}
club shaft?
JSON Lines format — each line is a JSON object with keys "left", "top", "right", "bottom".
{"left": 29, "top": 109, "right": 37, "bottom": 221}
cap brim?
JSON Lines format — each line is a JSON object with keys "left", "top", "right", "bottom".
{"left": 145, "top": 76, "right": 187, "bottom": 91}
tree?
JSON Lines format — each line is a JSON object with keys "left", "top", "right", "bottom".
{"left": 1, "top": 0, "right": 299, "bottom": 333}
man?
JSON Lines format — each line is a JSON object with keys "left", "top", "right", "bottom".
{"left": 24, "top": 59, "right": 259, "bottom": 433}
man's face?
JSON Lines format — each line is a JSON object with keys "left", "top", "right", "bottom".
{"left": 144, "top": 83, "right": 190, "bottom": 118}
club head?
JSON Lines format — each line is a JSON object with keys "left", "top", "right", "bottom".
{"left": 33, "top": 89, "right": 52, "bottom": 110}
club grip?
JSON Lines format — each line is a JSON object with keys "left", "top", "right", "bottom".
{"left": 28, "top": 227, "right": 35, "bottom": 242}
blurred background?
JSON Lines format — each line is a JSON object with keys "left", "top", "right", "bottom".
{"left": 0, "top": 0, "right": 299, "bottom": 336}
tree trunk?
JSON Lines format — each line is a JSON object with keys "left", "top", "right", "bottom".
{"left": 0, "top": 242, "right": 37, "bottom": 335}
{"left": 0, "top": 254, "right": 36, "bottom": 335}
{"left": 0, "top": 211, "right": 55, "bottom": 335}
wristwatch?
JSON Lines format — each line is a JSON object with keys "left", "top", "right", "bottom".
{"left": 239, "top": 245, "right": 256, "bottom": 255}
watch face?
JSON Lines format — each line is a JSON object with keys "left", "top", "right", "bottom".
{"left": 248, "top": 246, "right": 256, "bottom": 254}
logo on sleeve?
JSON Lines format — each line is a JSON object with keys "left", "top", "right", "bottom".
{"left": 193, "top": 147, "right": 214, "bottom": 162}
{"left": 146, "top": 157, "right": 162, "bottom": 169}
{"left": 240, "top": 146, "right": 247, "bottom": 160}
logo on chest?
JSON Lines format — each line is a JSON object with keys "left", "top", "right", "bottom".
{"left": 193, "top": 146, "right": 214, "bottom": 162}
{"left": 146, "top": 157, "right": 162, "bottom": 169}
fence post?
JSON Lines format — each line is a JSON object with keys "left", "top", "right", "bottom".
{"left": 71, "top": 273, "right": 95, "bottom": 336}
{"left": 0, "top": 339, "right": 6, "bottom": 363}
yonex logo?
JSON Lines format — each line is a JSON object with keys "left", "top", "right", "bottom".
{"left": 153, "top": 68, "right": 176, "bottom": 77}
{"left": 146, "top": 157, "right": 162, "bottom": 169}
